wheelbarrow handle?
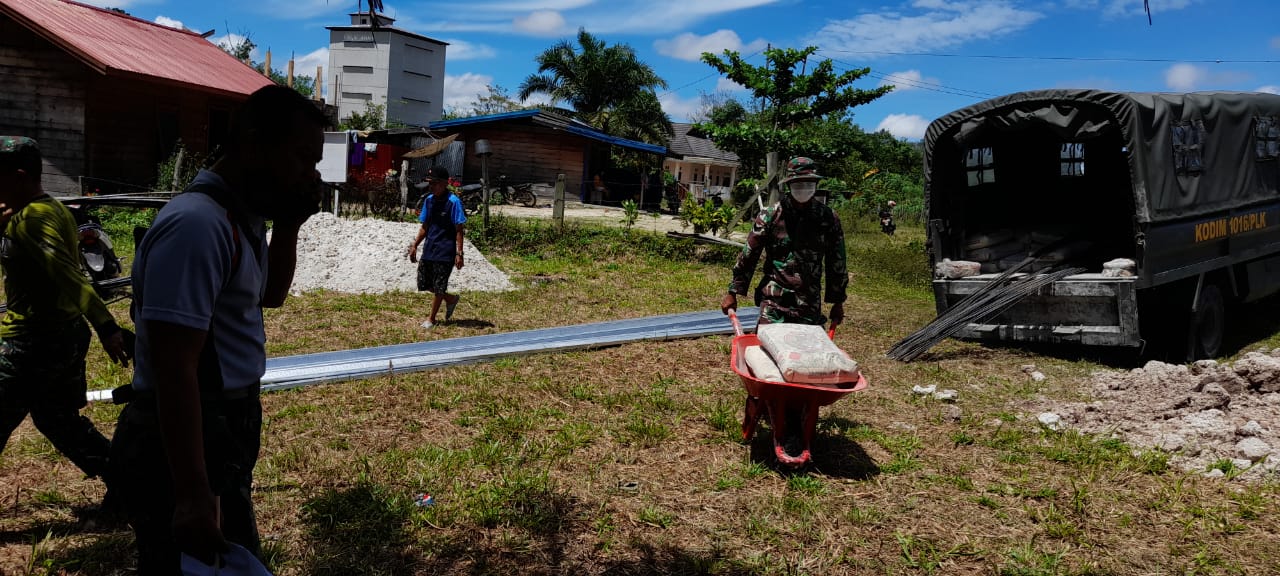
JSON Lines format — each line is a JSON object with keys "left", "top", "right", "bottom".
{"left": 727, "top": 309, "right": 743, "bottom": 337}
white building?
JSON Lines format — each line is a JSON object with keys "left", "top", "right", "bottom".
{"left": 327, "top": 12, "right": 447, "bottom": 127}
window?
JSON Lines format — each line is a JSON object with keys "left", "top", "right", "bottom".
{"left": 343, "top": 41, "right": 375, "bottom": 48}
{"left": 964, "top": 146, "right": 995, "bottom": 186}
{"left": 1257, "top": 116, "right": 1279, "bottom": 161}
{"left": 1060, "top": 142, "right": 1085, "bottom": 176}
{"left": 1172, "top": 120, "right": 1205, "bottom": 174}
{"left": 343, "top": 65, "right": 373, "bottom": 74}
{"left": 342, "top": 92, "right": 373, "bottom": 101}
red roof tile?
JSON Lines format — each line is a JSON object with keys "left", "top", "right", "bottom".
{"left": 1, "top": 0, "right": 274, "bottom": 97}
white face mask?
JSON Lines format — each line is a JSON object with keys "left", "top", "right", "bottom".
{"left": 789, "top": 181, "right": 817, "bottom": 203}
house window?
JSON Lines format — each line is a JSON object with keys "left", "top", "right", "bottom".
{"left": 1060, "top": 142, "right": 1085, "bottom": 176}
{"left": 342, "top": 92, "right": 373, "bottom": 101}
{"left": 1172, "top": 120, "right": 1205, "bottom": 174}
{"left": 965, "top": 146, "right": 995, "bottom": 186}
{"left": 343, "top": 65, "right": 373, "bottom": 74}
{"left": 1257, "top": 116, "right": 1280, "bottom": 161}
{"left": 343, "top": 41, "right": 375, "bottom": 48}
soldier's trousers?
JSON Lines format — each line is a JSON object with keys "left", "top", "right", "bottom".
{"left": 0, "top": 319, "right": 111, "bottom": 479}
{"left": 109, "top": 388, "right": 263, "bottom": 576}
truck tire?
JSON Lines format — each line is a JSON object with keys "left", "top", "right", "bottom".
{"left": 1188, "top": 283, "right": 1225, "bottom": 360}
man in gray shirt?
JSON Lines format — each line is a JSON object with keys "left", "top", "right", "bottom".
{"left": 109, "top": 85, "right": 324, "bottom": 575}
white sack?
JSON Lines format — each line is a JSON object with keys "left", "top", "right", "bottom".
{"left": 756, "top": 323, "right": 860, "bottom": 386}
{"left": 744, "top": 345, "right": 785, "bottom": 383}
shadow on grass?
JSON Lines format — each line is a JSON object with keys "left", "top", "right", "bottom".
{"left": 300, "top": 481, "right": 420, "bottom": 575}
{"left": 447, "top": 318, "right": 496, "bottom": 329}
{"left": 45, "top": 531, "right": 136, "bottom": 574}
{"left": 301, "top": 477, "right": 584, "bottom": 575}
{"left": 748, "top": 416, "right": 880, "bottom": 481}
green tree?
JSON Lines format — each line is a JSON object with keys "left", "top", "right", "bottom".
{"left": 339, "top": 101, "right": 385, "bottom": 131}
{"left": 518, "top": 28, "right": 672, "bottom": 143}
{"left": 696, "top": 46, "right": 892, "bottom": 178}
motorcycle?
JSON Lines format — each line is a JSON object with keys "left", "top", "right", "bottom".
{"left": 66, "top": 204, "right": 126, "bottom": 299}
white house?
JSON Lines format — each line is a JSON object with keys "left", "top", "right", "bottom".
{"left": 663, "top": 123, "right": 740, "bottom": 201}
{"left": 327, "top": 12, "right": 447, "bottom": 127}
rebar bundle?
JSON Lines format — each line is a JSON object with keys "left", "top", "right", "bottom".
{"left": 887, "top": 260, "right": 1086, "bottom": 362}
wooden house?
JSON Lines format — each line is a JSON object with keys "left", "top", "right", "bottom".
{"left": 0, "top": 0, "right": 274, "bottom": 195}
{"left": 423, "top": 110, "right": 667, "bottom": 203}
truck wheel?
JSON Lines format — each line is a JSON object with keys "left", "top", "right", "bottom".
{"left": 1188, "top": 283, "right": 1225, "bottom": 360}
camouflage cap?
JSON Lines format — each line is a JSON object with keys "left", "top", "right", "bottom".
{"left": 0, "top": 136, "right": 41, "bottom": 173}
{"left": 781, "top": 156, "right": 821, "bottom": 184}
{"left": 0, "top": 136, "right": 38, "bottom": 156}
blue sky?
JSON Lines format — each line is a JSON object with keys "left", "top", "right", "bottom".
{"left": 92, "top": 0, "right": 1279, "bottom": 140}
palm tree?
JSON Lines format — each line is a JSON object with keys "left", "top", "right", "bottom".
{"left": 519, "top": 29, "right": 673, "bottom": 143}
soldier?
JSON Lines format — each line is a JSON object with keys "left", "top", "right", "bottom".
{"left": 0, "top": 136, "right": 131, "bottom": 501}
{"left": 720, "top": 156, "right": 847, "bottom": 328}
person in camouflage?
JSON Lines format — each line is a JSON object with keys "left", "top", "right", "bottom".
{"left": 720, "top": 156, "right": 847, "bottom": 327}
{"left": 0, "top": 136, "right": 131, "bottom": 492}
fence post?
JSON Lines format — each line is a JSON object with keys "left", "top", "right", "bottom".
{"left": 553, "top": 173, "right": 566, "bottom": 230}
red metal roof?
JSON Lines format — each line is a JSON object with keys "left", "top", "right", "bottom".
{"left": 0, "top": 0, "right": 274, "bottom": 97}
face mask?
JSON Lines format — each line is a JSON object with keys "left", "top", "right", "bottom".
{"left": 789, "top": 181, "right": 817, "bottom": 203}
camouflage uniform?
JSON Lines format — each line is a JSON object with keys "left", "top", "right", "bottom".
{"left": 729, "top": 194, "right": 848, "bottom": 324}
{"left": 0, "top": 137, "right": 119, "bottom": 480}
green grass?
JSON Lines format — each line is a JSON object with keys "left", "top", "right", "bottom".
{"left": 4, "top": 216, "right": 1280, "bottom": 575}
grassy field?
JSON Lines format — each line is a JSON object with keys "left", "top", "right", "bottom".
{"left": 1, "top": 211, "right": 1278, "bottom": 575}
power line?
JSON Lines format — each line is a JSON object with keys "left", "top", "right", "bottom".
{"left": 825, "top": 56, "right": 995, "bottom": 100}
{"left": 820, "top": 48, "right": 1280, "bottom": 65}
{"left": 658, "top": 49, "right": 765, "bottom": 99}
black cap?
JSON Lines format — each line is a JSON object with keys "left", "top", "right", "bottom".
{"left": 426, "top": 166, "right": 449, "bottom": 181}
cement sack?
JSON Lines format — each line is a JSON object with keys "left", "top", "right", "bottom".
{"left": 934, "top": 258, "right": 981, "bottom": 279}
{"left": 757, "top": 323, "right": 860, "bottom": 386}
{"left": 1101, "top": 267, "right": 1135, "bottom": 277}
{"left": 965, "top": 230, "right": 1015, "bottom": 250}
{"left": 966, "top": 241, "right": 1024, "bottom": 262}
{"left": 1103, "top": 258, "right": 1137, "bottom": 271}
{"left": 744, "top": 345, "right": 785, "bottom": 383}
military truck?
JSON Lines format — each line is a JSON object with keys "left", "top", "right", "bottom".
{"left": 924, "top": 90, "right": 1280, "bottom": 359}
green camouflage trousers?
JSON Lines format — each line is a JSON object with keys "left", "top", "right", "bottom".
{"left": 0, "top": 318, "right": 111, "bottom": 478}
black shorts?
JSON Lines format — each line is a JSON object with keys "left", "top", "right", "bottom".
{"left": 0, "top": 319, "right": 91, "bottom": 411}
{"left": 417, "top": 259, "right": 454, "bottom": 294}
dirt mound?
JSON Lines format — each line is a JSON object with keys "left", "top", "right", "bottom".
{"left": 1041, "top": 351, "right": 1280, "bottom": 478}
{"left": 280, "top": 212, "right": 515, "bottom": 295}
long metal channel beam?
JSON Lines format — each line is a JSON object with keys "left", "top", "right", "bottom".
{"left": 266, "top": 308, "right": 754, "bottom": 373}
{"left": 86, "top": 308, "right": 758, "bottom": 402}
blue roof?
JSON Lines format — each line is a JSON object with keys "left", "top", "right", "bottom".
{"left": 429, "top": 110, "right": 667, "bottom": 155}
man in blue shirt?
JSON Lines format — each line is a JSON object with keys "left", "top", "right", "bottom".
{"left": 109, "top": 85, "right": 325, "bottom": 574}
{"left": 406, "top": 166, "right": 466, "bottom": 328}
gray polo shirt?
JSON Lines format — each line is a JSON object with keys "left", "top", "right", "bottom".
{"left": 131, "top": 170, "right": 268, "bottom": 392}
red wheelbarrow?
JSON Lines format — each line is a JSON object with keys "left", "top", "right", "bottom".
{"left": 727, "top": 310, "right": 869, "bottom": 468}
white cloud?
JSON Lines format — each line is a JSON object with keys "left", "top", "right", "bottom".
{"left": 292, "top": 47, "right": 330, "bottom": 97}
{"left": 659, "top": 92, "right": 702, "bottom": 123}
{"left": 877, "top": 114, "right": 930, "bottom": 140}
{"left": 443, "top": 39, "right": 498, "bottom": 60}
{"left": 813, "top": 1, "right": 1043, "bottom": 55}
{"left": 654, "top": 30, "right": 767, "bottom": 61}
{"left": 1163, "top": 63, "right": 1252, "bottom": 91}
{"left": 1258, "top": 86, "right": 1280, "bottom": 95}
{"left": 445, "top": 73, "right": 496, "bottom": 110}
{"left": 415, "top": 0, "right": 781, "bottom": 36}
{"left": 1065, "top": 0, "right": 1197, "bottom": 18}
{"left": 1165, "top": 63, "right": 1206, "bottom": 91}
{"left": 716, "top": 78, "right": 747, "bottom": 93}
{"left": 154, "top": 16, "right": 184, "bottom": 29}
{"left": 877, "top": 70, "right": 941, "bottom": 92}
{"left": 514, "top": 10, "right": 568, "bottom": 36}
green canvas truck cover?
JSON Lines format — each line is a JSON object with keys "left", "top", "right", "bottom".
{"left": 923, "top": 89, "right": 1280, "bottom": 224}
